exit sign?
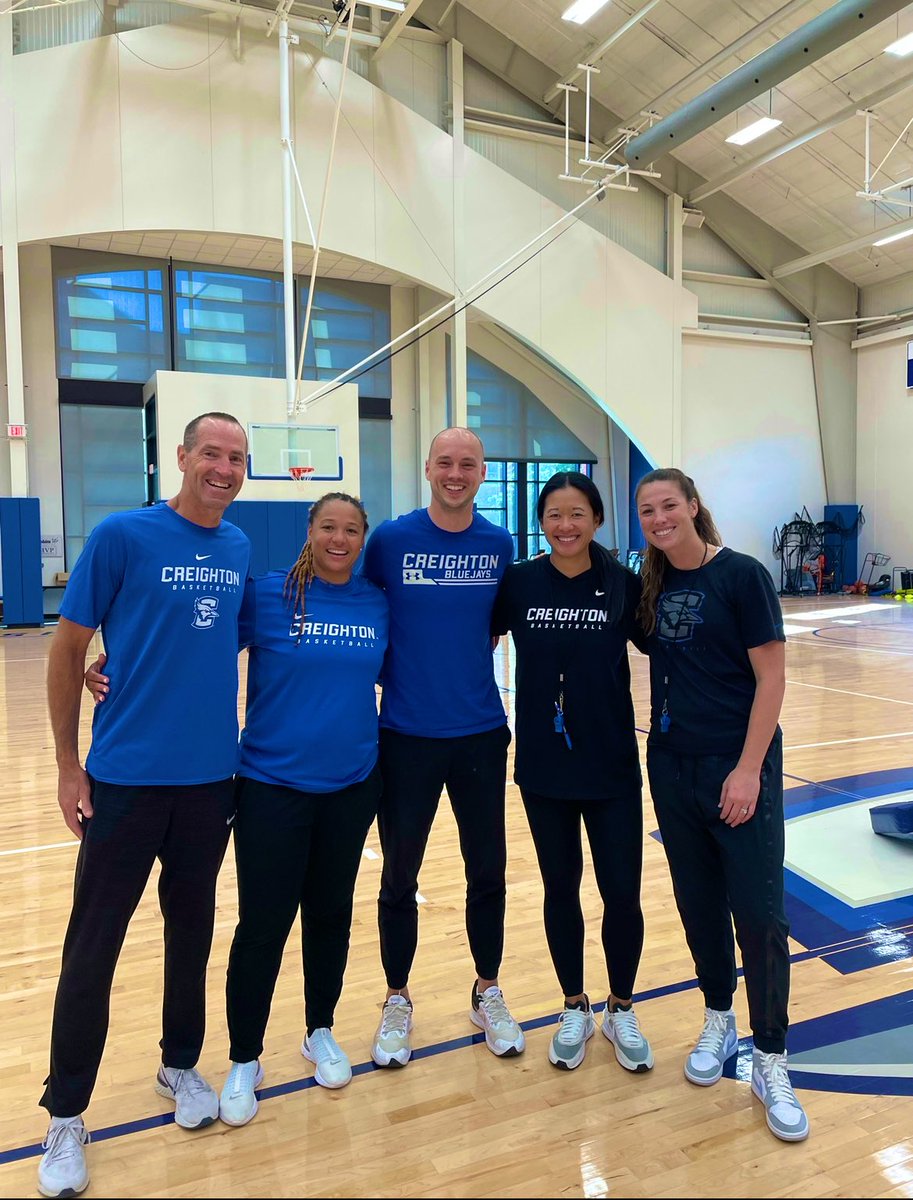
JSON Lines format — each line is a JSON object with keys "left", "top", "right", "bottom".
{"left": 7, "top": 423, "right": 26, "bottom": 439}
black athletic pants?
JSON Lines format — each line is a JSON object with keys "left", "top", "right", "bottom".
{"left": 226, "top": 769, "right": 381, "bottom": 1060}
{"left": 647, "top": 732, "right": 790, "bottom": 1053}
{"left": 40, "top": 777, "right": 234, "bottom": 1118}
{"left": 520, "top": 789, "right": 644, "bottom": 1000}
{"left": 377, "top": 725, "right": 511, "bottom": 991}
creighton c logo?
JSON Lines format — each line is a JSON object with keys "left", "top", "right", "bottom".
{"left": 192, "top": 596, "right": 220, "bottom": 629}
{"left": 657, "top": 589, "right": 705, "bottom": 642}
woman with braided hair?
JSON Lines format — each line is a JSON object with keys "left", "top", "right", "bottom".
{"left": 83, "top": 492, "right": 387, "bottom": 1122}
{"left": 217, "top": 491, "right": 388, "bottom": 1121}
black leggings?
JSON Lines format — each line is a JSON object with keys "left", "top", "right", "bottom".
{"left": 521, "top": 789, "right": 645, "bottom": 1000}
{"left": 647, "top": 732, "right": 790, "bottom": 1054}
{"left": 226, "top": 769, "right": 381, "bottom": 1061}
{"left": 40, "top": 777, "right": 234, "bottom": 1118}
{"left": 377, "top": 725, "right": 510, "bottom": 990}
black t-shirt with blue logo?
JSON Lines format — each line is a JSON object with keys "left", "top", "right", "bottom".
{"left": 492, "top": 553, "right": 643, "bottom": 801}
{"left": 646, "top": 547, "right": 784, "bottom": 756}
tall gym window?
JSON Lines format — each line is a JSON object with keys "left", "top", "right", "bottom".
{"left": 53, "top": 248, "right": 169, "bottom": 383}
{"left": 298, "top": 278, "right": 391, "bottom": 400}
{"left": 173, "top": 265, "right": 286, "bottom": 377}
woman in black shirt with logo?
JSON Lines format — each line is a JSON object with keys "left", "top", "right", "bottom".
{"left": 635, "top": 467, "right": 808, "bottom": 1144}
{"left": 493, "top": 472, "right": 653, "bottom": 1075}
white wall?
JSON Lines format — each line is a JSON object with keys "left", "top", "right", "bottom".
{"left": 855, "top": 328, "right": 913, "bottom": 571}
{"left": 682, "top": 330, "right": 826, "bottom": 574}
{"left": 0, "top": 18, "right": 835, "bottom": 579}
{"left": 5, "top": 19, "right": 689, "bottom": 461}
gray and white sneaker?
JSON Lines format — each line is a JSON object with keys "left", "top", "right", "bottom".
{"left": 548, "top": 998, "right": 595, "bottom": 1070}
{"left": 601, "top": 1004, "right": 654, "bottom": 1072}
{"left": 155, "top": 1065, "right": 219, "bottom": 1129}
{"left": 302, "top": 1028, "right": 352, "bottom": 1089}
{"left": 372, "top": 995, "right": 414, "bottom": 1067}
{"left": 684, "top": 1007, "right": 738, "bottom": 1086}
{"left": 219, "top": 1059, "right": 265, "bottom": 1127}
{"left": 470, "top": 984, "right": 526, "bottom": 1057}
{"left": 37, "top": 1116, "right": 90, "bottom": 1198}
{"left": 751, "top": 1049, "right": 810, "bottom": 1142}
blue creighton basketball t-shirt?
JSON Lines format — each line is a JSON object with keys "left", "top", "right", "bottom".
{"left": 61, "top": 503, "right": 250, "bottom": 786}
{"left": 238, "top": 572, "right": 389, "bottom": 793}
{"left": 362, "top": 507, "right": 513, "bottom": 737}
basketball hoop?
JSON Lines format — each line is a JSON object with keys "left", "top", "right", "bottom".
{"left": 288, "top": 465, "right": 316, "bottom": 483}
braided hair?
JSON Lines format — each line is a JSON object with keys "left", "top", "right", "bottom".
{"left": 283, "top": 491, "right": 369, "bottom": 630}
{"left": 634, "top": 468, "right": 722, "bottom": 636}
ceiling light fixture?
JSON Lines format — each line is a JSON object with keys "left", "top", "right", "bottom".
{"left": 562, "top": 0, "right": 612, "bottom": 25}
{"left": 885, "top": 32, "right": 913, "bottom": 56}
{"left": 725, "top": 116, "right": 782, "bottom": 146}
{"left": 873, "top": 226, "right": 913, "bottom": 247}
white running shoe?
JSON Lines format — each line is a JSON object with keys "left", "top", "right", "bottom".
{"left": 155, "top": 1066, "right": 219, "bottom": 1129}
{"left": 302, "top": 1028, "right": 353, "bottom": 1089}
{"left": 469, "top": 984, "right": 526, "bottom": 1057}
{"left": 38, "top": 1116, "right": 90, "bottom": 1198}
{"left": 601, "top": 1004, "right": 654, "bottom": 1073}
{"left": 372, "top": 995, "right": 414, "bottom": 1068}
{"left": 219, "top": 1060, "right": 265, "bottom": 1127}
{"left": 548, "top": 999, "right": 595, "bottom": 1071}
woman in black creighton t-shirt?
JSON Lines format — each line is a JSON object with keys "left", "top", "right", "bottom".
{"left": 635, "top": 467, "right": 808, "bottom": 1144}
{"left": 493, "top": 472, "right": 653, "bottom": 1075}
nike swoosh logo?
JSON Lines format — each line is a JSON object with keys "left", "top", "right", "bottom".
{"left": 196, "top": 554, "right": 212, "bottom": 561}
{"left": 595, "top": 590, "right": 605, "bottom": 596}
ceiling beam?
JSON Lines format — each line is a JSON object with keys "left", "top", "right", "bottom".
{"left": 772, "top": 218, "right": 913, "bottom": 278}
{"left": 542, "top": 0, "right": 664, "bottom": 105}
{"left": 627, "top": 0, "right": 816, "bottom": 126}
{"left": 623, "top": 0, "right": 911, "bottom": 166}
{"left": 373, "top": 0, "right": 425, "bottom": 61}
{"left": 688, "top": 66, "right": 913, "bottom": 205}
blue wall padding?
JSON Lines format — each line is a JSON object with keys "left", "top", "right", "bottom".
{"left": 0, "top": 497, "right": 44, "bottom": 627}
{"left": 823, "top": 504, "right": 860, "bottom": 589}
{"left": 627, "top": 443, "right": 652, "bottom": 553}
{"left": 224, "top": 500, "right": 313, "bottom": 576}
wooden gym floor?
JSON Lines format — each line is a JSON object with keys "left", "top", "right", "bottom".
{"left": 2, "top": 592, "right": 913, "bottom": 1198}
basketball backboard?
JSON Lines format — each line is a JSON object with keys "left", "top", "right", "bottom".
{"left": 247, "top": 422, "right": 342, "bottom": 481}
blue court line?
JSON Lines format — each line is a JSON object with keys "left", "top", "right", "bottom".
{"left": 8, "top": 763, "right": 913, "bottom": 1170}
{"left": 0, "top": 950, "right": 840, "bottom": 1169}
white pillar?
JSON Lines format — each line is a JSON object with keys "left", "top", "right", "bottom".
{"left": 666, "top": 193, "right": 684, "bottom": 466}
{"left": 0, "top": 16, "right": 28, "bottom": 495}
{"left": 279, "top": 17, "right": 298, "bottom": 415}
{"left": 447, "top": 38, "right": 467, "bottom": 428}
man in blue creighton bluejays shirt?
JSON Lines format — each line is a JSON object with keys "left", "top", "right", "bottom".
{"left": 37, "top": 413, "right": 250, "bottom": 1200}
{"left": 363, "top": 427, "right": 525, "bottom": 1068}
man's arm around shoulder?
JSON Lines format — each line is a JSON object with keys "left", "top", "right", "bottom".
{"left": 48, "top": 616, "right": 99, "bottom": 839}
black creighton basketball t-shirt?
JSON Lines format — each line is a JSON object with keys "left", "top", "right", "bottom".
{"left": 646, "top": 547, "right": 784, "bottom": 756}
{"left": 493, "top": 554, "right": 643, "bottom": 801}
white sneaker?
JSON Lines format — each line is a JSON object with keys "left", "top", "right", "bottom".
{"left": 219, "top": 1060, "right": 265, "bottom": 1127}
{"left": 469, "top": 983, "right": 526, "bottom": 1057}
{"left": 684, "top": 1007, "right": 738, "bottom": 1086}
{"left": 372, "top": 995, "right": 414, "bottom": 1067}
{"left": 38, "top": 1116, "right": 90, "bottom": 1198}
{"left": 601, "top": 1004, "right": 654, "bottom": 1073}
{"left": 751, "top": 1049, "right": 810, "bottom": 1142}
{"left": 155, "top": 1065, "right": 219, "bottom": 1129}
{"left": 548, "top": 999, "right": 595, "bottom": 1070}
{"left": 301, "top": 1028, "right": 352, "bottom": 1089}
